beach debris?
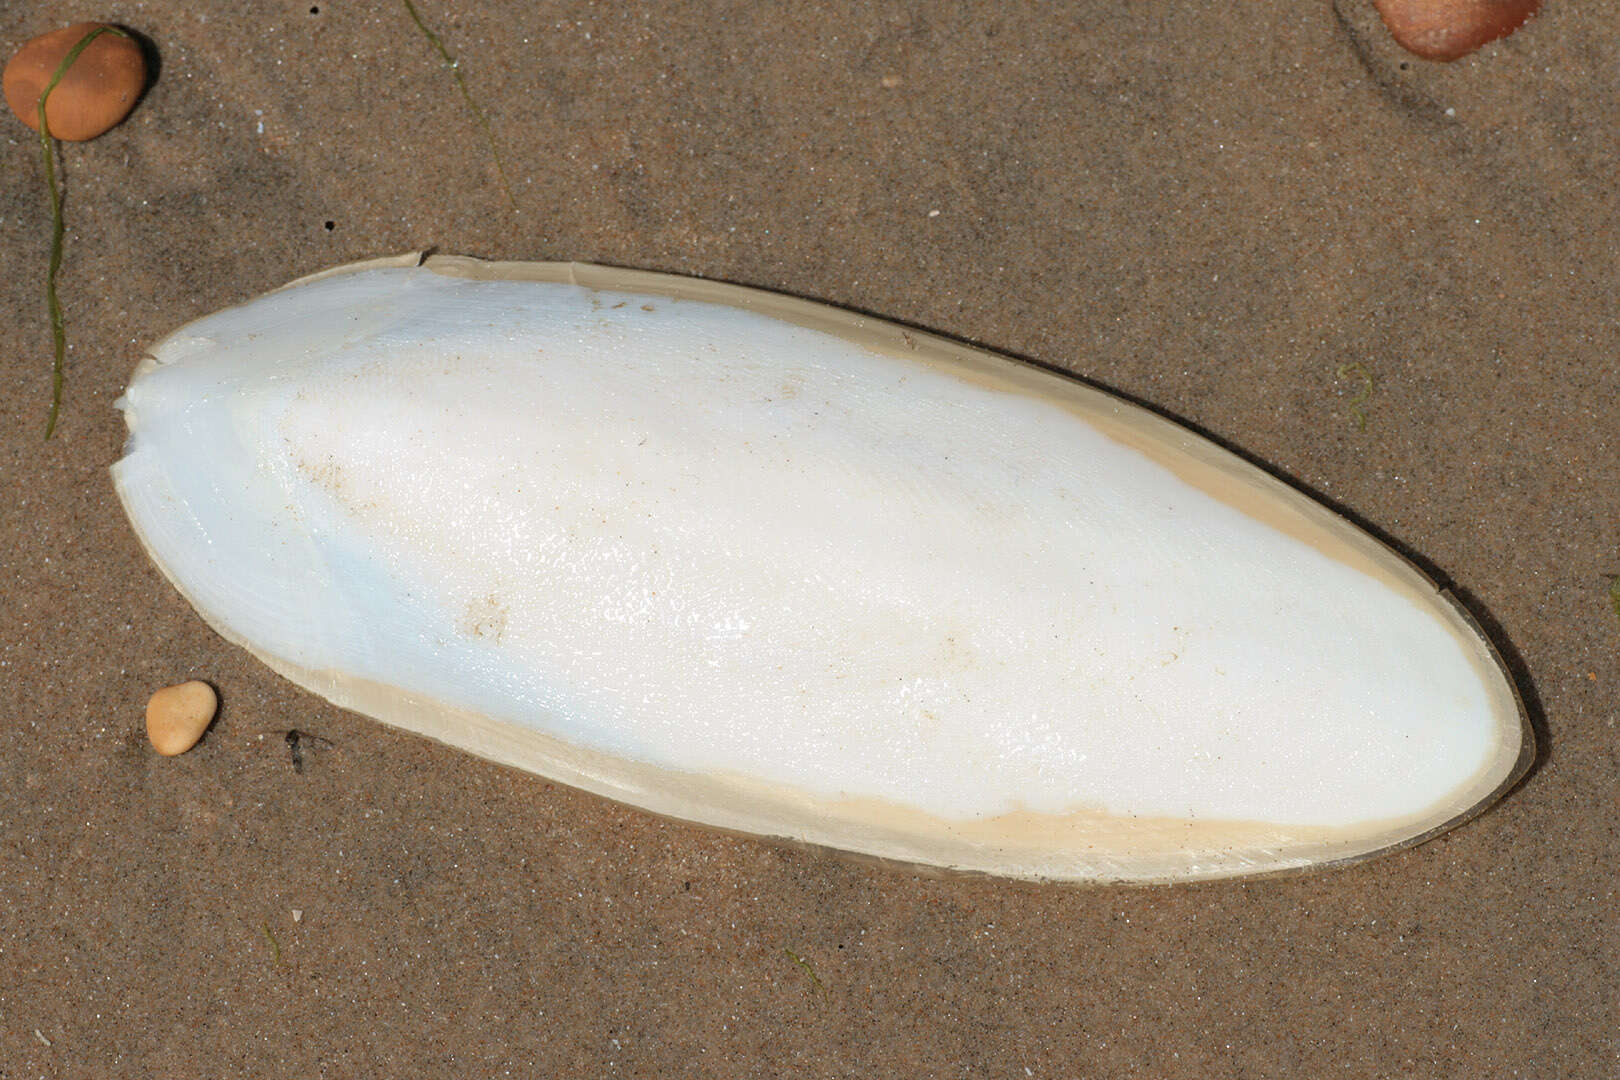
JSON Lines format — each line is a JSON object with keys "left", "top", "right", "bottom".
{"left": 399, "top": 0, "right": 515, "bottom": 210}
{"left": 1372, "top": 0, "right": 1541, "bottom": 61}
{"left": 145, "top": 680, "right": 218, "bottom": 756}
{"left": 783, "top": 948, "right": 827, "bottom": 997}
{"left": 1336, "top": 362, "right": 1376, "bottom": 431}
{"left": 262, "top": 922, "right": 284, "bottom": 965}
{"left": 282, "top": 728, "right": 333, "bottom": 773}
{"left": 3, "top": 22, "right": 144, "bottom": 140}
{"left": 4, "top": 22, "right": 148, "bottom": 438}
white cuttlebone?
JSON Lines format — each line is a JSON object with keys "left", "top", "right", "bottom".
{"left": 112, "top": 253, "right": 1530, "bottom": 883}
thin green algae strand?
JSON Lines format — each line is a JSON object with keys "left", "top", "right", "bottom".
{"left": 400, "top": 0, "right": 517, "bottom": 212}
{"left": 783, "top": 948, "right": 827, "bottom": 996}
{"left": 262, "top": 921, "right": 284, "bottom": 966}
{"left": 37, "top": 24, "right": 129, "bottom": 440}
{"left": 1336, "top": 361, "right": 1375, "bottom": 432}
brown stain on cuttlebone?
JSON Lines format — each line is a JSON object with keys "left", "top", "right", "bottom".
{"left": 459, "top": 594, "right": 510, "bottom": 643}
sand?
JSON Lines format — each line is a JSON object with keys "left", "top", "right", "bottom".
{"left": 1, "top": 1, "right": 1615, "bottom": 1075}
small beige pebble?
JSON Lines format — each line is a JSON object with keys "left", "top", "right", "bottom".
{"left": 291, "top": 909, "right": 303, "bottom": 923}
{"left": 145, "top": 680, "right": 218, "bottom": 756}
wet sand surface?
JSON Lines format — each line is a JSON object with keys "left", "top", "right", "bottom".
{"left": 1, "top": 2, "right": 1615, "bottom": 1075}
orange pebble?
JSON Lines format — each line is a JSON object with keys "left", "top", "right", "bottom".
{"left": 3, "top": 22, "right": 146, "bottom": 141}
{"left": 1372, "top": 0, "right": 1541, "bottom": 61}
{"left": 145, "top": 681, "right": 218, "bottom": 757}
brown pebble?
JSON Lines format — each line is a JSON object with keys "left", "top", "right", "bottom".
{"left": 146, "top": 680, "right": 218, "bottom": 756}
{"left": 1372, "top": 0, "right": 1541, "bottom": 61}
{"left": 3, "top": 22, "right": 146, "bottom": 141}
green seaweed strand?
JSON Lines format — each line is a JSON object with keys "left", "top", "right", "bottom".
{"left": 400, "top": 0, "right": 517, "bottom": 211}
{"left": 783, "top": 947, "right": 827, "bottom": 996}
{"left": 1335, "top": 362, "right": 1375, "bottom": 432}
{"left": 262, "top": 921, "right": 283, "bottom": 965}
{"left": 37, "top": 25, "right": 129, "bottom": 439}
